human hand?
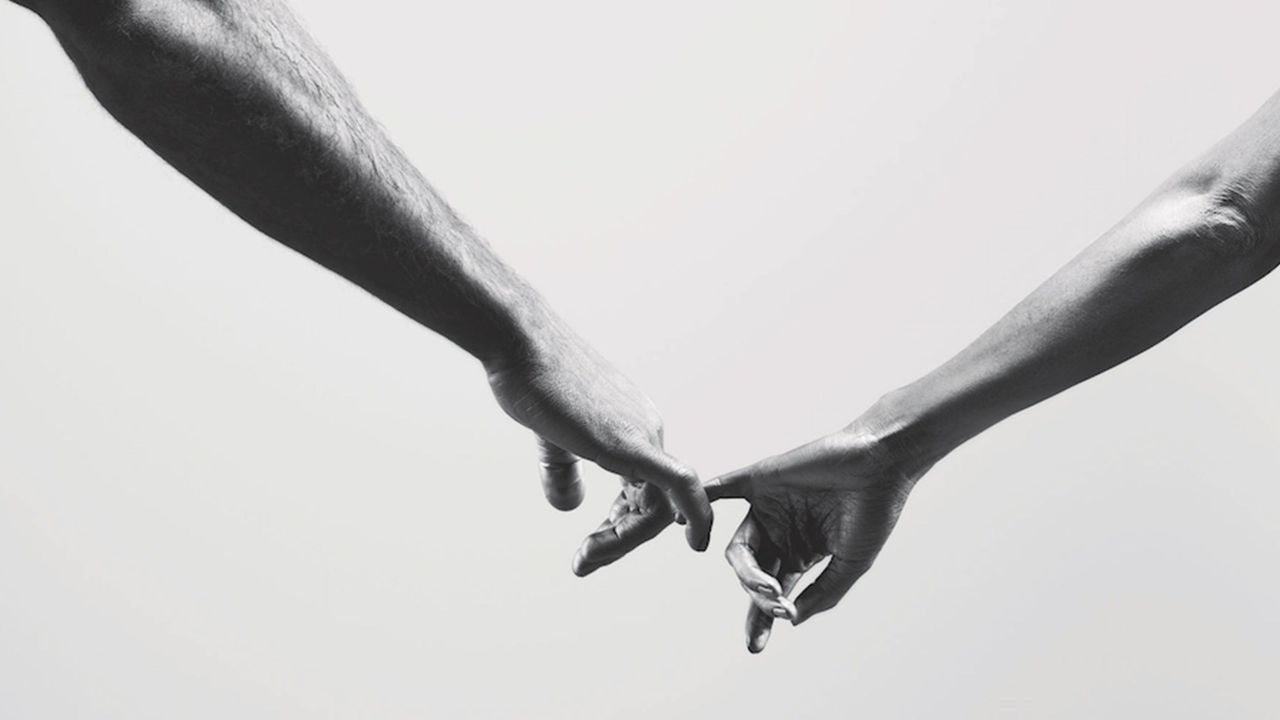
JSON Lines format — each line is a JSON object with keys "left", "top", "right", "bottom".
{"left": 486, "top": 321, "right": 711, "bottom": 575}
{"left": 705, "top": 423, "right": 927, "bottom": 653}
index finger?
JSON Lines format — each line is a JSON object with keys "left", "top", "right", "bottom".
{"left": 621, "top": 447, "right": 712, "bottom": 552}
{"left": 703, "top": 464, "right": 758, "bottom": 502}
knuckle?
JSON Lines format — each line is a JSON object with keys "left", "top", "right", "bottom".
{"left": 671, "top": 466, "right": 700, "bottom": 492}
{"left": 595, "top": 454, "right": 639, "bottom": 479}
{"left": 615, "top": 425, "right": 653, "bottom": 451}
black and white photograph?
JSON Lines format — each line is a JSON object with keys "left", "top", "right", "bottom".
{"left": 3, "top": 1, "right": 1279, "bottom": 717}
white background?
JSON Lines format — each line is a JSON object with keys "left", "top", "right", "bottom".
{"left": 3, "top": 1, "right": 1280, "bottom": 717}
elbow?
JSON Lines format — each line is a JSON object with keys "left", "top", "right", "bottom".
{"left": 1135, "top": 184, "right": 1277, "bottom": 281}
{"left": 1194, "top": 193, "right": 1265, "bottom": 263}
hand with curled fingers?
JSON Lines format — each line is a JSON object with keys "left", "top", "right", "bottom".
{"left": 486, "top": 321, "right": 712, "bottom": 576}
{"left": 705, "top": 424, "right": 926, "bottom": 653}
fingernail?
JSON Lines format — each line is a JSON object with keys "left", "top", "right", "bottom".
{"left": 756, "top": 584, "right": 777, "bottom": 596}
{"left": 771, "top": 606, "right": 790, "bottom": 619}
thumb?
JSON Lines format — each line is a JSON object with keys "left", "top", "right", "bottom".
{"left": 537, "top": 436, "right": 584, "bottom": 511}
{"left": 615, "top": 446, "right": 711, "bottom": 552}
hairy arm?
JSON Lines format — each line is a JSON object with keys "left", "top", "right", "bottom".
{"left": 14, "top": 0, "right": 712, "bottom": 560}
{"left": 709, "top": 89, "right": 1280, "bottom": 651}
{"left": 39, "top": 0, "right": 531, "bottom": 360}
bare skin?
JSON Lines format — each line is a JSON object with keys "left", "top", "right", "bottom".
{"left": 708, "top": 90, "right": 1280, "bottom": 652}
{"left": 16, "top": 0, "right": 1280, "bottom": 657}
{"left": 7, "top": 0, "right": 711, "bottom": 569}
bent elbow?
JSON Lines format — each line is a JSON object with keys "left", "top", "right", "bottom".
{"left": 1197, "top": 190, "right": 1267, "bottom": 261}
{"left": 1135, "top": 186, "right": 1275, "bottom": 281}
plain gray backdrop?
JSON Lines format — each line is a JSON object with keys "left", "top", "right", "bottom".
{"left": 3, "top": 1, "right": 1279, "bottom": 717}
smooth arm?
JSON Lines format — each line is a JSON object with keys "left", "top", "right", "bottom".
{"left": 866, "top": 95, "right": 1280, "bottom": 476}
{"left": 708, "top": 87, "right": 1280, "bottom": 652}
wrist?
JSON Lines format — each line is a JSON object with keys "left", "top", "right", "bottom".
{"left": 479, "top": 279, "right": 575, "bottom": 374}
{"left": 848, "top": 385, "right": 960, "bottom": 481}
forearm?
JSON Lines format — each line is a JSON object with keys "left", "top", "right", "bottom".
{"left": 860, "top": 93, "right": 1280, "bottom": 474}
{"left": 35, "top": 0, "right": 551, "bottom": 364}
